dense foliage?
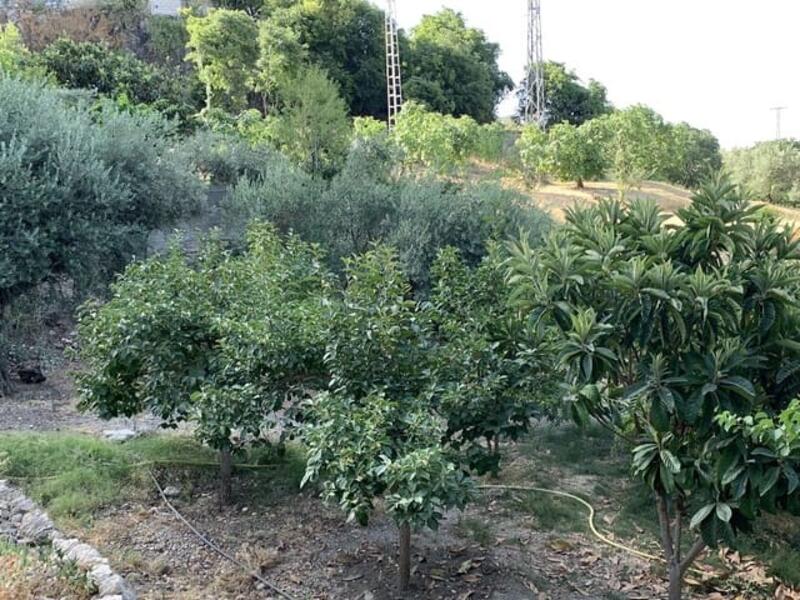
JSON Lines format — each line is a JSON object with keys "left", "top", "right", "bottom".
{"left": 405, "top": 9, "right": 512, "bottom": 123}
{"left": 77, "top": 223, "right": 330, "bottom": 501}
{"left": 725, "top": 139, "right": 800, "bottom": 206}
{"left": 507, "top": 177, "right": 800, "bottom": 599}
{"left": 0, "top": 77, "right": 202, "bottom": 310}
{"left": 227, "top": 139, "right": 551, "bottom": 289}
{"left": 36, "top": 38, "right": 203, "bottom": 123}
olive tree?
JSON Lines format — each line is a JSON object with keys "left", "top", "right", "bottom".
{"left": 302, "top": 247, "right": 473, "bottom": 591}
{"left": 77, "top": 223, "right": 330, "bottom": 503}
{"left": 507, "top": 176, "right": 800, "bottom": 599}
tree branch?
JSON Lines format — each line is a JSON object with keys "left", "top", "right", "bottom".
{"left": 680, "top": 538, "right": 706, "bottom": 576}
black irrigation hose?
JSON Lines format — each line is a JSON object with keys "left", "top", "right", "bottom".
{"left": 149, "top": 470, "right": 298, "bottom": 600}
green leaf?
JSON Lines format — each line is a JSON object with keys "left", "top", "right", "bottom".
{"left": 715, "top": 503, "right": 732, "bottom": 523}
{"left": 690, "top": 503, "right": 715, "bottom": 530}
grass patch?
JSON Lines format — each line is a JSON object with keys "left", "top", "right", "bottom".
{"left": 456, "top": 516, "right": 495, "bottom": 546}
{"left": 0, "top": 432, "right": 306, "bottom": 525}
{"left": 0, "top": 539, "right": 96, "bottom": 599}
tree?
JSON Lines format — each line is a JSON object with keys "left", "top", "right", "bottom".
{"left": 517, "top": 62, "right": 611, "bottom": 128}
{"left": 77, "top": 223, "right": 330, "bottom": 503}
{"left": 185, "top": 9, "right": 259, "bottom": 112}
{"left": 269, "top": 66, "right": 351, "bottom": 177}
{"left": 593, "top": 105, "right": 673, "bottom": 190}
{"left": 507, "top": 176, "right": 800, "bottom": 599}
{"left": 516, "top": 124, "right": 551, "bottom": 187}
{"left": 546, "top": 121, "right": 606, "bottom": 188}
{"left": 725, "top": 139, "right": 800, "bottom": 206}
{"left": 663, "top": 123, "right": 722, "bottom": 189}
{"left": 302, "top": 247, "right": 473, "bottom": 591}
{"left": 405, "top": 9, "right": 512, "bottom": 123}
{"left": 0, "top": 22, "right": 31, "bottom": 76}
{"left": 429, "top": 247, "right": 557, "bottom": 475}
{"left": 260, "top": 0, "right": 387, "bottom": 119}
{"left": 254, "top": 16, "right": 306, "bottom": 113}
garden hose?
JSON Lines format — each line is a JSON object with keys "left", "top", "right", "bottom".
{"left": 479, "top": 484, "right": 706, "bottom": 576}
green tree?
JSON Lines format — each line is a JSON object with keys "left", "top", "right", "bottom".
{"left": 725, "top": 139, "right": 800, "bottom": 206}
{"left": 547, "top": 121, "right": 606, "bottom": 188}
{"left": 77, "top": 223, "right": 330, "bottom": 503}
{"left": 254, "top": 15, "right": 306, "bottom": 112}
{"left": 0, "top": 22, "right": 31, "bottom": 76}
{"left": 507, "top": 177, "right": 800, "bottom": 599}
{"left": 405, "top": 9, "right": 512, "bottom": 123}
{"left": 517, "top": 62, "right": 611, "bottom": 128}
{"left": 593, "top": 105, "right": 673, "bottom": 190}
{"left": 261, "top": 0, "right": 387, "bottom": 118}
{"left": 185, "top": 9, "right": 259, "bottom": 112}
{"left": 516, "top": 124, "right": 551, "bottom": 187}
{"left": 663, "top": 123, "right": 722, "bottom": 188}
{"left": 37, "top": 39, "right": 203, "bottom": 124}
{"left": 270, "top": 66, "right": 351, "bottom": 177}
{"left": 302, "top": 247, "right": 473, "bottom": 591}
{"left": 430, "top": 247, "right": 557, "bottom": 475}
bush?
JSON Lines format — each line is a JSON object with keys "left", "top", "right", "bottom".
{"left": 226, "top": 140, "right": 551, "bottom": 290}
{"left": 36, "top": 38, "right": 203, "bottom": 124}
{"left": 516, "top": 124, "right": 551, "bottom": 186}
{"left": 725, "top": 139, "right": 800, "bottom": 206}
{"left": 0, "top": 77, "right": 203, "bottom": 306}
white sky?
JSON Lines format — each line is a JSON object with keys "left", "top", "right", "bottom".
{"left": 393, "top": 0, "right": 800, "bottom": 149}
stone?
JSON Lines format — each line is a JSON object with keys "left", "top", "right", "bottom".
{"left": 19, "top": 510, "right": 54, "bottom": 543}
{"left": 53, "top": 537, "right": 81, "bottom": 556}
{"left": 162, "top": 485, "right": 181, "bottom": 498}
{"left": 103, "top": 429, "right": 138, "bottom": 443}
{"left": 66, "top": 542, "right": 105, "bottom": 569}
{"left": 10, "top": 495, "right": 34, "bottom": 514}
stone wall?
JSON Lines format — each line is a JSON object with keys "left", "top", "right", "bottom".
{"left": 0, "top": 479, "right": 136, "bottom": 600}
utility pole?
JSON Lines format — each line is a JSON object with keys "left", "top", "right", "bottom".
{"left": 524, "top": 0, "right": 545, "bottom": 127}
{"left": 770, "top": 106, "right": 788, "bottom": 139}
{"left": 385, "top": 0, "right": 403, "bottom": 128}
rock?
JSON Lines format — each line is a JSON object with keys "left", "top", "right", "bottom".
{"left": 19, "top": 510, "right": 54, "bottom": 543}
{"left": 53, "top": 537, "right": 81, "bottom": 556}
{"left": 65, "top": 542, "right": 105, "bottom": 569}
{"left": 103, "top": 429, "right": 139, "bottom": 443}
{"left": 10, "top": 495, "right": 35, "bottom": 514}
{"left": 17, "top": 367, "right": 46, "bottom": 384}
{"left": 162, "top": 485, "right": 181, "bottom": 498}
{"left": 91, "top": 563, "right": 135, "bottom": 598}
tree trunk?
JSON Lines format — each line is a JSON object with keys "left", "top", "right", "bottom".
{"left": 398, "top": 522, "right": 411, "bottom": 591}
{"left": 0, "top": 357, "right": 12, "bottom": 397}
{"left": 656, "top": 493, "right": 705, "bottom": 600}
{"left": 219, "top": 448, "right": 233, "bottom": 506}
{"left": 576, "top": 177, "right": 585, "bottom": 189}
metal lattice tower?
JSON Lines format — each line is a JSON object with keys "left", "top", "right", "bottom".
{"left": 385, "top": 0, "right": 403, "bottom": 128}
{"left": 524, "top": 0, "right": 545, "bottom": 127}
{"left": 771, "top": 106, "right": 788, "bottom": 139}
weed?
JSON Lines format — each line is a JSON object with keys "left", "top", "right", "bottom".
{"left": 456, "top": 516, "right": 494, "bottom": 546}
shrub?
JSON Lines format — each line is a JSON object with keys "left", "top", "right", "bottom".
{"left": 0, "top": 77, "right": 202, "bottom": 304}
{"left": 36, "top": 38, "right": 204, "bottom": 124}
{"left": 76, "top": 223, "right": 330, "bottom": 502}
{"left": 725, "top": 139, "right": 800, "bottom": 206}
{"left": 226, "top": 140, "right": 551, "bottom": 290}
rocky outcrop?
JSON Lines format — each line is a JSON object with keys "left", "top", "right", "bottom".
{"left": 0, "top": 479, "right": 136, "bottom": 600}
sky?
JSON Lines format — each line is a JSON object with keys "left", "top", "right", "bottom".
{"left": 393, "top": 0, "right": 800, "bottom": 149}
